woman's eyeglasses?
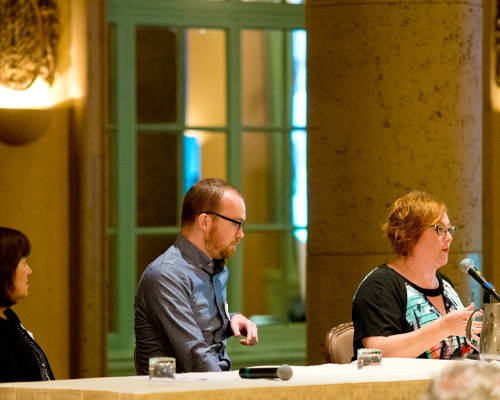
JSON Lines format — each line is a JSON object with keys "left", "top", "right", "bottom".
{"left": 430, "top": 225, "right": 457, "bottom": 237}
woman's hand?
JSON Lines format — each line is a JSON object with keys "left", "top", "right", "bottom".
{"left": 441, "top": 302, "right": 475, "bottom": 336}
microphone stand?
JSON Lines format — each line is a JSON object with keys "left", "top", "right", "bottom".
{"left": 483, "top": 291, "right": 492, "bottom": 305}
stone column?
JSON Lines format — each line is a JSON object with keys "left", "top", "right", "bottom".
{"left": 306, "top": 0, "right": 482, "bottom": 365}
{"left": 68, "top": 0, "right": 107, "bottom": 378}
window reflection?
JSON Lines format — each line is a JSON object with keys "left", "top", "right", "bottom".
{"left": 136, "top": 26, "right": 178, "bottom": 124}
{"left": 136, "top": 132, "right": 178, "bottom": 227}
{"left": 186, "top": 29, "right": 226, "bottom": 127}
{"left": 242, "top": 131, "right": 289, "bottom": 225}
{"left": 243, "top": 231, "right": 282, "bottom": 318}
{"left": 184, "top": 131, "right": 227, "bottom": 180}
{"left": 242, "top": 30, "right": 284, "bottom": 127}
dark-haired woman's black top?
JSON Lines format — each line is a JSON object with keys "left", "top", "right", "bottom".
{"left": 0, "top": 308, "right": 54, "bottom": 382}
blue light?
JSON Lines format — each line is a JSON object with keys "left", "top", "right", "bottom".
{"left": 183, "top": 136, "right": 201, "bottom": 194}
{"left": 291, "top": 30, "right": 308, "bottom": 244}
{"left": 292, "top": 30, "right": 307, "bottom": 128}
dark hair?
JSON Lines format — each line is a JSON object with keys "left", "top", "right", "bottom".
{"left": 382, "top": 191, "right": 447, "bottom": 257}
{"left": 0, "top": 227, "right": 31, "bottom": 307}
{"left": 181, "top": 178, "right": 243, "bottom": 228}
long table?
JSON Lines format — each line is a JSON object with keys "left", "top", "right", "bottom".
{"left": 0, "top": 358, "right": 461, "bottom": 400}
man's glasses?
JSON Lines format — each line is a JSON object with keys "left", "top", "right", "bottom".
{"left": 202, "top": 212, "right": 245, "bottom": 231}
{"left": 430, "top": 225, "right": 457, "bottom": 237}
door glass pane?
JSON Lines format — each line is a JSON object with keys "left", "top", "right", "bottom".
{"left": 137, "top": 131, "right": 178, "bottom": 227}
{"left": 290, "top": 30, "right": 308, "bottom": 315}
{"left": 242, "top": 30, "right": 284, "bottom": 127}
{"left": 243, "top": 231, "right": 282, "bottom": 320}
{"left": 184, "top": 130, "right": 227, "bottom": 180}
{"left": 242, "top": 131, "right": 291, "bottom": 224}
{"left": 136, "top": 26, "right": 178, "bottom": 124}
{"left": 186, "top": 29, "right": 226, "bottom": 127}
{"left": 292, "top": 30, "right": 307, "bottom": 129}
{"left": 291, "top": 129, "right": 307, "bottom": 232}
{"left": 243, "top": 230, "right": 304, "bottom": 323}
{"left": 137, "top": 235, "right": 177, "bottom": 283}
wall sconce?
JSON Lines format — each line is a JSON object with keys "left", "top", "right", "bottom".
{"left": 0, "top": 0, "right": 60, "bottom": 145}
{"left": 0, "top": 108, "right": 54, "bottom": 145}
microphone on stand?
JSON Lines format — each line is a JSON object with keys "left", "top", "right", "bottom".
{"left": 460, "top": 258, "right": 500, "bottom": 302}
{"left": 239, "top": 364, "right": 293, "bottom": 380}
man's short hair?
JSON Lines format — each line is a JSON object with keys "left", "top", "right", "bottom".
{"left": 382, "top": 191, "right": 447, "bottom": 257}
{"left": 181, "top": 178, "right": 243, "bottom": 228}
{"left": 0, "top": 227, "right": 31, "bottom": 307}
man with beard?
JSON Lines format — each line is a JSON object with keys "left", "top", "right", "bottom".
{"left": 134, "top": 178, "right": 258, "bottom": 374}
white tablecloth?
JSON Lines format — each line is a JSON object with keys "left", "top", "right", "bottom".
{"left": 0, "top": 358, "right": 462, "bottom": 400}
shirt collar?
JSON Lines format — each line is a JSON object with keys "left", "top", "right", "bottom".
{"left": 175, "top": 234, "right": 225, "bottom": 276}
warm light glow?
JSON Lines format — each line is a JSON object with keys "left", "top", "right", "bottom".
{"left": 492, "top": 84, "right": 500, "bottom": 112}
{"left": 186, "top": 29, "right": 226, "bottom": 127}
{"left": 0, "top": 74, "right": 70, "bottom": 109}
{"left": 184, "top": 130, "right": 210, "bottom": 144}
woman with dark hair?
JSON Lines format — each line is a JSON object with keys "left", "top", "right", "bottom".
{"left": 352, "top": 191, "right": 477, "bottom": 360}
{"left": 0, "top": 227, "right": 54, "bottom": 382}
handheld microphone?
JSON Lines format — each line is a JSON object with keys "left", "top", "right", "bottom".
{"left": 460, "top": 258, "right": 500, "bottom": 302}
{"left": 239, "top": 364, "right": 293, "bottom": 380}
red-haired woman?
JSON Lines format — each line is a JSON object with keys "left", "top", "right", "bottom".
{"left": 352, "top": 191, "right": 477, "bottom": 360}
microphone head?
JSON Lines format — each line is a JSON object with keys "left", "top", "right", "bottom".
{"left": 460, "top": 258, "right": 475, "bottom": 273}
{"left": 276, "top": 364, "right": 293, "bottom": 380}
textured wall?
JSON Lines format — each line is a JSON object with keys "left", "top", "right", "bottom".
{"left": 306, "top": 0, "right": 482, "bottom": 365}
{"left": 483, "top": 0, "right": 500, "bottom": 304}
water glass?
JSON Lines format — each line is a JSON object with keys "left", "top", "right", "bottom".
{"left": 357, "top": 348, "right": 382, "bottom": 370}
{"left": 149, "top": 357, "right": 176, "bottom": 382}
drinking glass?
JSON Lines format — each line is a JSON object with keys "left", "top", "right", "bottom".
{"left": 149, "top": 357, "right": 176, "bottom": 382}
{"left": 357, "top": 348, "right": 382, "bottom": 370}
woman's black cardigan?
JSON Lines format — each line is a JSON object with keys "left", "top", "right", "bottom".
{"left": 0, "top": 308, "right": 55, "bottom": 382}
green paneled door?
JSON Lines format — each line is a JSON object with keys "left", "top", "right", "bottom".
{"left": 106, "top": 0, "right": 306, "bottom": 376}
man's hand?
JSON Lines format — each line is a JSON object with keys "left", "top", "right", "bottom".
{"left": 230, "top": 314, "right": 258, "bottom": 346}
